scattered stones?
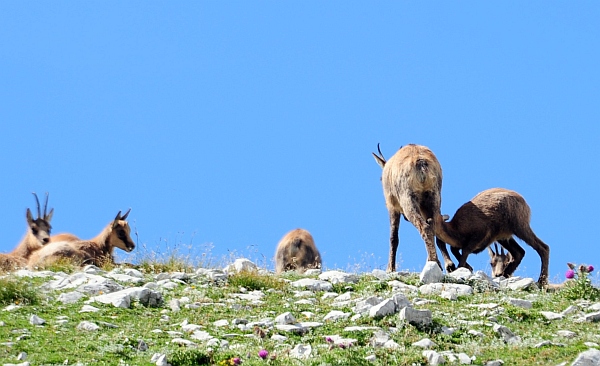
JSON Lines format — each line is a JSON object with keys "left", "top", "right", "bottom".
{"left": 493, "top": 324, "right": 521, "bottom": 344}
{"left": 420, "top": 261, "right": 444, "bottom": 284}
{"left": 77, "top": 321, "right": 100, "bottom": 331}
{"left": 420, "top": 283, "right": 473, "bottom": 297}
{"left": 318, "top": 270, "right": 359, "bottom": 284}
{"left": 369, "top": 299, "right": 396, "bottom": 319}
{"left": 290, "top": 344, "right": 312, "bottom": 359}
{"left": 224, "top": 258, "right": 258, "bottom": 274}
{"left": 423, "top": 350, "right": 446, "bottom": 365}
{"left": 29, "top": 315, "right": 45, "bottom": 326}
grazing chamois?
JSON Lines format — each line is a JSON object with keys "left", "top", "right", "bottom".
{"left": 373, "top": 143, "right": 450, "bottom": 272}
{"left": 275, "top": 229, "right": 322, "bottom": 274}
{"left": 0, "top": 193, "right": 54, "bottom": 271}
{"left": 431, "top": 188, "right": 549, "bottom": 286}
{"left": 28, "top": 209, "right": 135, "bottom": 269}
{"left": 488, "top": 242, "right": 513, "bottom": 278}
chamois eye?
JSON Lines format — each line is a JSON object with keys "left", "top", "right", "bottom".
{"left": 32, "top": 228, "right": 39, "bottom": 235}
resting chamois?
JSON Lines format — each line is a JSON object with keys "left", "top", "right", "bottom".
{"left": 0, "top": 193, "right": 53, "bottom": 271}
{"left": 275, "top": 229, "right": 322, "bottom": 274}
{"left": 28, "top": 209, "right": 135, "bottom": 268}
{"left": 431, "top": 188, "right": 549, "bottom": 286}
{"left": 373, "top": 143, "right": 451, "bottom": 272}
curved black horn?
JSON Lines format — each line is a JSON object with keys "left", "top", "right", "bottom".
{"left": 32, "top": 192, "right": 41, "bottom": 219}
{"left": 44, "top": 192, "right": 49, "bottom": 217}
{"left": 377, "top": 143, "right": 384, "bottom": 160}
{"left": 114, "top": 210, "right": 122, "bottom": 222}
{"left": 121, "top": 208, "right": 131, "bottom": 220}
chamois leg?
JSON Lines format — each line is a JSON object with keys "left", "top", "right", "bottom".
{"left": 450, "top": 247, "right": 473, "bottom": 272}
{"left": 515, "top": 226, "right": 550, "bottom": 286}
{"left": 435, "top": 237, "right": 456, "bottom": 272}
{"left": 497, "top": 238, "right": 525, "bottom": 278}
{"left": 387, "top": 210, "right": 401, "bottom": 272}
{"left": 403, "top": 194, "right": 440, "bottom": 268}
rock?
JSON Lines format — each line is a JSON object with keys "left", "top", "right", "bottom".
{"left": 290, "top": 278, "right": 333, "bottom": 291}
{"left": 106, "top": 273, "right": 144, "bottom": 284}
{"left": 29, "top": 315, "right": 45, "bottom": 326}
{"left": 275, "top": 324, "right": 308, "bottom": 334}
{"left": 304, "top": 269, "right": 322, "bottom": 276}
{"left": 213, "top": 319, "right": 229, "bottom": 327}
{"left": 90, "top": 287, "right": 163, "bottom": 308}
{"left": 540, "top": 311, "right": 564, "bottom": 321}
{"left": 446, "top": 267, "right": 473, "bottom": 281}
{"left": 423, "top": 350, "right": 446, "bottom": 365}
{"left": 412, "top": 338, "right": 436, "bottom": 349}
{"left": 225, "top": 258, "right": 258, "bottom": 273}
{"left": 571, "top": 349, "right": 600, "bottom": 366}
{"left": 369, "top": 299, "right": 397, "bottom": 319}
{"left": 399, "top": 307, "right": 432, "bottom": 326}
{"left": 420, "top": 283, "right": 473, "bottom": 296}
{"left": 190, "top": 330, "right": 213, "bottom": 341}
{"left": 388, "top": 280, "right": 419, "bottom": 293}
{"left": 420, "top": 261, "right": 444, "bottom": 284}
{"left": 271, "top": 334, "right": 287, "bottom": 342}
{"left": 290, "top": 344, "right": 312, "bottom": 359}
{"left": 507, "top": 298, "right": 532, "bottom": 309}
{"left": 392, "top": 293, "right": 411, "bottom": 311}
{"left": 441, "top": 290, "right": 457, "bottom": 300}
{"left": 371, "top": 269, "right": 389, "bottom": 280}
{"left": 16, "top": 352, "right": 27, "bottom": 360}
{"left": 171, "top": 338, "right": 197, "bottom": 347}
{"left": 506, "top": 278, "right": 536, "bottom": 291}
{"left": 57, "top": 291, "right": 85, "bottom": 304}
{"left": 318, "top": 270, "right": 359, "bottom": 284}
{"left": 493, "top": 324, "right": 520, "bottom": 344}
{"left": 557, "top": 330, "right": 577, "bottom": 338}
{"left": 77, "top": 321, "right": 100, "bottom": 331}
{"left": 366, "top": 354, "right": 377, "bottom": 362}
{"left": 275, "top": 312, "right": 296, "bottom": 325}
{"left": 151, "top": 353, "right": 168, "bottom": 366}
{"left": 583, "top": 312, "right": 600, "bottom": 322}
{"left": 80, "top": 305, "right": 100, "bottom": 313}
{"left": 323, "top": 310, "right": 351, "bottom": 322}
{"left": 485, "top": 360, "right": 504, "bottom": 366}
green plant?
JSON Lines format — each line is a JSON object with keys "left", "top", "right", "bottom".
{"left": 169, "top": 349, "right": 212, "bottom": 366}
{"left": 560, "top": 262, "right": 600, "bottom": 301}
{"left": 0, "top": 277, "right": 41, "bottom": 305}
{"left": 228, "top": 270, "right": 286, "bottom": 291}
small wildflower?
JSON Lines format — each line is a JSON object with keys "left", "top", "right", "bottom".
{"left": 233, "top": 357, "right": 241, "bottom": 365}
{"left": 589, "top": 265, "right": 595, "bottom": 273}
{"left": 338, "top": 343, "right": 346, "bottom": 349}
{"left": 325, "top": 336, "right": 333, "bottom": 343}
{"left": 258, "top": 349, "right": 268, "bottom": 359}
{"left": 566, "top": 269, "right": 575, "bottom": 279}
{"left": 579, "top": 265, "right": 587, "bottom": 274}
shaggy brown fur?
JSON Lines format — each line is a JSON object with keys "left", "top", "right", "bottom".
{"left": 0, "top": 193, "right": 54, "bottom": 271}
{"left": 373, "top": 143, "right": 448, "bottom": 272}
{"left": 275, "top": 229, "right": 321, "bottom": 274}
{"left": 431, "top": 188, "right": 550, "bottom": 286}
{"left": 28, "top": 209, "right": 135, "bottom": 269}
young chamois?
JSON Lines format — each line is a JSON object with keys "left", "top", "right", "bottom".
{"left": 28, "top": 209, "right": 135, "bottom": 269}
{"left": 373, "top": 143, "right": 452, "bottom": 272}
{"left": 275, "top": 229, "right": 322, "bottom": 274}
{"left": 488, "top": 242, "right": 513, "bottom": 278}
{"left": 431, "top": 188, "right": 550, "bottom": 286}
{"left": 0, "top": 193, "right": 54, "bottom": 271}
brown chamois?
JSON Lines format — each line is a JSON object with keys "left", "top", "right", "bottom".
{"left": 0, "top": 193, "right": 54, "bottom": 271}
{"left": 431, "top": 188, "right": 549, "bottom": 286}
{"left": 275, "top": 229, "right": 322, "bottom": 274}
{"left": 373, "top": 143, "right": 451, "bottom": 272}
{"left": 488, "top": 242, "right": 513, "bottom": 278}
{"left": 50, "top": 233, "right": 80, "bottom": 242}
{"left": 28, "top": 209, "right": 135, "bottom": 269}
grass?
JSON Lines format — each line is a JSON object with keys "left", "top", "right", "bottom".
{"left": 0, "top": 256, "right": 599, "bottom": 365}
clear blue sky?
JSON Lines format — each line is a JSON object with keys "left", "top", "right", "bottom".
{"left": 1, "top": 2, "right": 599, "bottom": 283}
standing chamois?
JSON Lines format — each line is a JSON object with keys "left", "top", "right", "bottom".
{"left": 431, "top": 188, "right": 550, "bottom": 286}
{"left": 0, "top": 193, "right": 54, "bottom": 271}
{"left": 275, "top": 229, "right": 322, "bottom": 274}
{"left": 28, "top": 209, "right": 135, "bottom": 269}
{"left": 373, "top": 143, "right": 451, "bottom": 272}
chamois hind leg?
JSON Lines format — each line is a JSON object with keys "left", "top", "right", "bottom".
{"left": 450, "top": 247, "right": 473, "bottom": 272}
{"left": 514, "top": 226, "right": 550, "bottom": 286}
{"left": 497, "top": 238, "right": 525, "bottom": 278}
{"left": 403, "top": 193, "right": 440, "bottom": 268}
{"left": 387, "top": 210, "right": 401, "bottom": 272}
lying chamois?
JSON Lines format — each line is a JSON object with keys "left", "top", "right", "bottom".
{"left": 0, "top": 193, "right": 54, "bottom": 271}
{"left": 275, "top": 229, "right": 322, "bottom": 274}
{"left": 28, "top": 209, "right": 135, "bottom": 269}
{"left": 431, "top": 188, "right": 549, "bottom": 286}
{"left": 373, "top": 143, "right": 451, "bottom": 272}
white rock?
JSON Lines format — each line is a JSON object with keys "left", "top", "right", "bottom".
{"left": 90, "top": 287, "right": 163, "bottom": 308}
{"left": 318, "top": 270, "right": 359, "bottom": 284}
{"left": 80, "top": 305, "right": 100, "bottom": 313}
{"left": 290, "top": 278, "right": 333, "bottom": 291}
{"left": 468, "top": 330, "right": 484, "bottom": 337}
{"left": 77, "top": 321, "right": 100, "bottom": 331}
{"left": 16, "top": 351, "right": 27, "bottom": 360}
{"left": 388, "top": 280, "right": 419, "bottom": 293}
{"left": 441, "top": 290, "right": 457, "bottom": 300}
{"left": 506, "top": 278, "right": 536, "bottom": 291}
{"left": 392, "top": 293, "right": 411, "bottom": 311}
{"left": 365, "top": 354, "right": 377, "bottom": 362}
{"left": 369, "top": 299, "right": 397, "bottom": 319}
{"left": 507, "top": 298, "right": 532, "bottom": 309}
{"left": 106, "top": 273, "right": 144, "bottom": 284}
{"left": 214, "top": 319, "right": 229, "bottom": 327}
{"left": 29, "top": 315, "right": 45, "bottom": 325}
{"left": 412, "top": 338, "right": 436, "bottom": 349}
{"left": 423, "top": 350, "right": 446, "bottom": 365}
{"left": 571, "top": 349, "right": 600, "bottom": 366}
{"left": 290, "top": 344, "right": 312, "bottom": 359}
{"left": 371, "top": 269, "right": 389, "bottom": 280}
{"left": 152, "top": 353, "right": 168, "bottom": 366}
{"left": 275, "top": 312, "right": 296, "bottom": 325}
{"left": 446, "top": 267, "right": 473, "bottom": 281}
{"left": 584, "top": 311, "right": 600, "bottom": 322}
{"left": 540, "top": 311, "right": 564, "bottom": 321}
{"left": 171, "top": 338, "right": 197, "bottom": 347}
{"left": 493, "top": 324, "right": 520, "bottom": 344}
{"left": 275, "top": 324, "right": 308, "bottom": 334}
{"left": 420, "top": 261, "right": 444, "bottom": 284}
{"left": 225, "top": 258, "right": 258, "bottom": 273}
{"left": 399, "top": 307, "right": 432, "bottom": 326}
{"left": 182, "top": 324, "right": 203, "bottom": 333}
{"left": 557, "top": 330, "right": 577, "bottom": 338}
{"left": 323, "top": 310, "right": 351, "bottom": 322}
{"left": 419, "top": 283, "right": 473, "bottom": 296}
{"left": 190, "top": 330, "right": 213, "bottom": 341}
{"left": 57, "top": 291, "right": 85, "bottom": 304}
{"left": 271, "top": 334, "right": 288, "bottom": 342}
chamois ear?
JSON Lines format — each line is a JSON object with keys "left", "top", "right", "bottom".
{"left": 26, "top": 208, "right": 34, "bottom": 224}
{"left": 372, "top": 143, "right": 387, "bottom": 169}
{"left": 442, "top": 214, "right": 450, "bottom": 221}
{"left": 487, "top": 246, "right": 494, "bottom": 257}
{"left": 45, "top": 208, "right": 54, "bottom": 222}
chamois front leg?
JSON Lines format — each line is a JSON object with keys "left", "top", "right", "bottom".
{"left": 387, "top": 210, "right": 401, "bottom": 272}
{"left": 435, "top": 237, "right": 456, "bottom": 272}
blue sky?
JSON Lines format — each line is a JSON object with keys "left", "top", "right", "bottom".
{"left": 1, "top": 2, "right": 599, "bottom": 283}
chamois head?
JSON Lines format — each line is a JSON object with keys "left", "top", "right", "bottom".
{"left": 488, "top": 242, "right": 512, "bottom": 278}
{"left": 109, "top": 209, "right": 135, "bottom": 252}
{"left": 27, "top": 192, "right": 54, "bottom": 246}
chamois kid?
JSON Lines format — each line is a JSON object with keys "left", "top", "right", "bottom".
{"left": 0, "top": 193, "right": 53, "bottom": 271}
{"left": 373, "top": 143, "right": 452, "bottom": 272}
{"left": 431, "top": 188, "right": 550, "bottom": 286}
{"left": 275, "top": 229, "right": 321, "bottom": 274}
{"left": 28, "top": 209, "right": 135, "bottom": 268}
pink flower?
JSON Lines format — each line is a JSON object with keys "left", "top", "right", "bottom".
{"left": 233, "top": 358, "right": 241, "bottom": 365}
{"left": 258, "top": 350, "right": 268, "bottom": 359}
{"left": 588, "top": 265, "right": 595, "bottom": 273}
{"left": 566, "top": 269, "right": 575, "bottom": 279}
{"left": 325, "top": 337, "right": 333, "bottom": 343}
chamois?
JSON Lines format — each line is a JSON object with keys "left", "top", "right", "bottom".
{"left": 488, "top": 242, "right": 513, "bottom": 278}
{"left": 0, "top": 193, "right": 54, "bottom": 271}
{"left": 431, "top": 188, "right": 549, "bottom": 286}
{"left": 373, "top": 143, "right": 450, "bottom": 272}
{"left": 275, "top": 229, "right": 322, "bottom": 274}
{"left": 28, "top": 209, "right": 135, "bottom": 269}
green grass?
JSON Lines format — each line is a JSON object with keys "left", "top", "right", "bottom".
{"left": 0, "top": 260, "right": 599, "bottom": 365}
